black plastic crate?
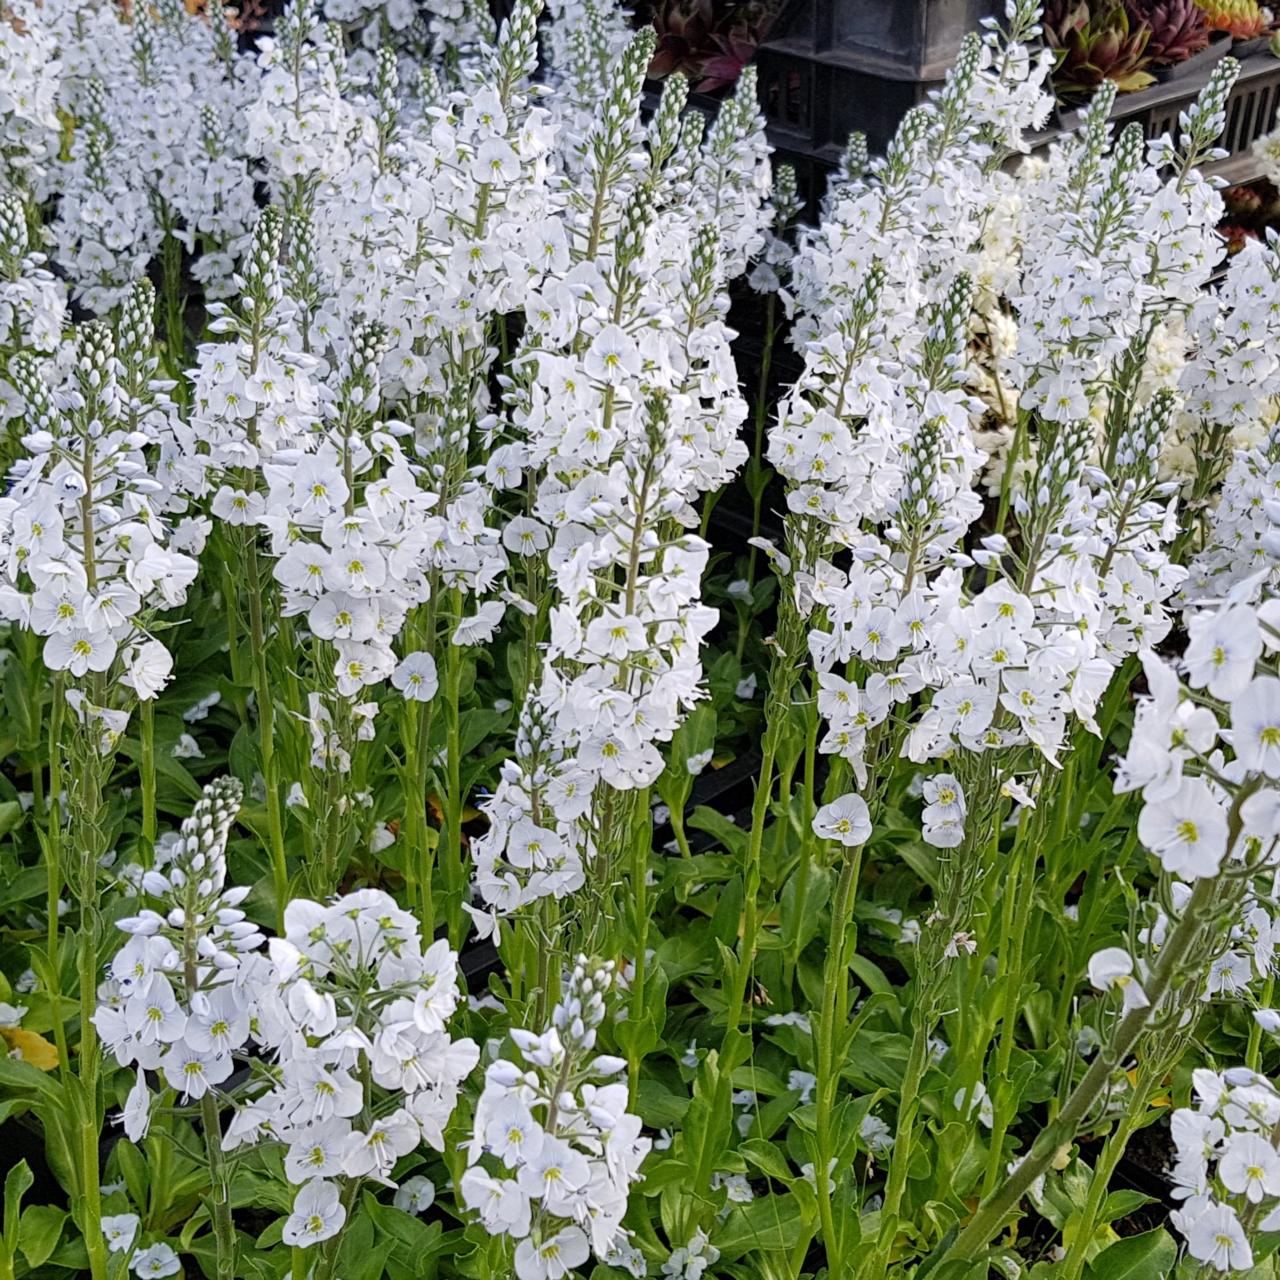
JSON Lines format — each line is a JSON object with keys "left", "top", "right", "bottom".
{"left": 765, "top": 0, "right": 999, "bottom": 77}
{"left": 759, "top": 31, "right": 1280, "bottom": 213}
{"left": 755, "top": 0, "right": 999, "bottom": 212}
{"left": 757, "top": 44, "right": 944, "bottom": 152}
{"left": 1043, "top": 48, "right": 1280, "bottom": 184}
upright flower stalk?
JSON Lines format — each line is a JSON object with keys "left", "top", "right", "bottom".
{"left": 3, "top": 0, "right": 1280, "bottom": 1277}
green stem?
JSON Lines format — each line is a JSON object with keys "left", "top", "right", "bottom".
{"left": 441, "top": 589, "right": 466, "bottom": 946}
{"left": 628, "top": 791, "right": 652, "bottom": 1110}
{"left": 930, "top": 858, "right": 1245, "bottom": 1272}
{"left": 194, "top": 1046, "right": 236, "bottom": 1280}
{"left": 879, "top": 1012, "right": 931, "bottom": 1239}
{"left": 162, "top": 223, "right": 185, "bottom": 374}
{"left": 670, "top": 800, "right": 694, "bottom": 861}
{"left": 46, "top": 675, "right": 68, "bottom": 1078}
{"left": 533, "top": 897, "right": 561, "bottom": 1028}
{"left": 402, "top": 698, "right": 434, "bottom": 933}
{"left": 738, "top": 292, "right": 778, "bottom": 653}
{"left": 722, "top": 738, "right": 776, "bottom": 1038}
{"left": 244, "top": 541, "right": 288, "bottom": 931}
{"left": 77, "top": 1081, "right": 107, "bottom": 1280}
{"left": 72, "top": 730, "right": 107, "bottom": 1280}
{"left": 813, "top": 843, "right": 863, "bottom": 1275}
{"left": 139, "top": 697, "right": 156, "bottom": 866}
{"left": 982, "top": 813, "right": 1036, "bottom": 1195}
{"left": 1248, "top": 974, "right": 1274, "bottom": 1072}
{"left": 1058, "top": 1109, "right": 1144, "bottom": 1280}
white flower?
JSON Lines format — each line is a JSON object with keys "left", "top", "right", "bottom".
{"left": 44, "top": 629, "right": 116, "bottom": 677}
{"left": 283, "top": 1178, "right": 346, "bottom": 1248}
{"left": 183, "top": 693, "right": 221, "bottom": 723}
{"left": 812, "top": 794, "right": 872, "bottom": 847}
{"left": 787, "top": 1070, "right": 816, "bottom": 1104}
{"left": 1185, "top": 1200, "right": 1252, "bottom": 1272}
{"left": 1184, "top": 606, "right": 1262, "bottom": 701}
{"left": 1137, "top": 778, "right": 1229, "bottom": 880}
{"left": 131, "top": 1243, "right": 181, "bottom": 1278}
{"left": 393, "top": 1175, "right": 436, "bottom": 1214}
{"left": 342, "top": 1108, "right": 420, "bottom": 1179}
{"left": 1087, "top": 947, "right": 1149, "bottom": 1011}
{"left": 123, "top": 1068, "right": 151, "bottom": 1143}
{"left": 392, "top": 652, "right": 439, "bottom": 703}
{"left": 454, "top": 602, "right": 505, "bottom": 645}
{"left": 584, "top": 325, "right": 640, "bottom": 385}
{"left": 859, "top": 1113, "right": 893, "bottom": 1155}
{"left": 1252, "top": 127, "right": 1280, "bottom": 188}
{"left": 954, "top": 1081, "right": 994, "bottom": 1128}
{"left": 160, "top": 1041, "right": 232, "bottom": 1101}
{"left": 1231, "top": 676, "right": 1280, "bottom": 778}
{"left": 1219, "top": 1131, "right": 1280, "bottom": 1203}
{"left": 120, "top": 640, "right": 174, "bottom": 701}
{"left": 514, "top": 1226, "right": 591, "bottom": 1280}
{"left": 102, "top": 1214, "right": 140, "bottom": 1254}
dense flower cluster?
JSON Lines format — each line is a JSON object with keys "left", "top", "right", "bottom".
{"left": 775, "top": 28, "right": 1252, "bottom": 867}
{"left": 2, "top": 0, "right": 1280, "bottom": 1278}
{"left": 469, "top": 45, "right": 770, "bottom": 919}
{"left": 1169, "top": 1069, "right": 1280, "bottom": 1272}
{"left": 94, "top": 778, "right": 259, "bottom": 1124}
{"left": 225, "top": 888, "right": 479, "bottom": 1244}
{"left": 0, "top": 0, "right": 61, "bottom": 197}
{"left": 95, "top": 781, "right": 478, "bottom": 1253}
{"left": 463, "top": 958, "right": 649, "bottom": 1279}
{"left": 46, "top": 0, "right": 256, "bottom": 310}
{"left": 0, "top": 192, "right": 66, "bottom": 413}
{"left": 0, "top": 292, "right": 198, "bottom": 702}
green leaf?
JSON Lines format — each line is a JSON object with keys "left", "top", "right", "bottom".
{"left": 362, "top": 1192, "right": 443, "bottom": 1254}
{"left": 45, "top": 1234, "right": 90, "bottom": 1271}
{"left": 715, "top": 1193, "right": 809, "bottom": 1256}
{"left": 689, "top": 806, "right": 749, "bottom": 860}
{"left": 739, "top": 1137, "right": 793, "bottom": 1182}
{"left": 1098, "top": 1188, "right": 1156, "bottom": 1225}
{"left": 635, "top": 1079, "right": 691, "bottom": 1129}
{"left": 19, "top": 1204, "right": 65, "bottom": 1269}
{"left": 256, "top": 1220, "right": 284, "bottom": 1250}
{"left": 337, "top": 1209, "right": 394, "bottom": 1280}
{"left": 613, "top": 1011, "right": 659, "bottom": 1061}
{"left": 1085, "top": 1227, "right": 1178, "bottom": 1280}
{"left": 0, "top": 801, "right": 22, "bottom": 839}
{"left": 710, "top": 878, "right": 744, "bottom": 949}
{"left": 668, "top": 704, "right": 716, "bottom": 776}
{"left": 3, "top": 1160, "right": 32, "bottom": 1249}
{"left": 115, "top": 736, "right": 202, "bottom": 800}
{"left": 0, "top": 866, "right": 46, "bottom": 910}
{"left": 779, "top": 861, "right": 830, "bottom": 952}
{"left": 114, "top": 1140, "right": 149, "bottom": 1216}
{"left": 848, "top": 953, "right": 893, "bottom": 997}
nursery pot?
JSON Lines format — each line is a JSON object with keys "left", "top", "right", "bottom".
{"left": 1230, "top": 33, "right": 1275, "bottom": 58}
{"left": 1152, "top": 32, "right": 1233, "bottom": 83}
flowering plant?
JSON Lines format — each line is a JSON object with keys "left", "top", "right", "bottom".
{"left": 1, "top": 2, "right": 1280, "bottom": 1279}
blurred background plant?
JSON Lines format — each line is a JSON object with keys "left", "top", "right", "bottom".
{"left": 642, "top": 0, "right": 784, "bottom": 90}
{"left": 1044, "top": 0, "right": 1276, "bottom": 103}
{"left": 1194, "top": 0, "right": 1274, "bottom": 38}
{"left": 1125, "top": 0, "right": 1212, "bottom": 63}
{"left": 1043, "top": 0, "right": 1157, "bottom": 97}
